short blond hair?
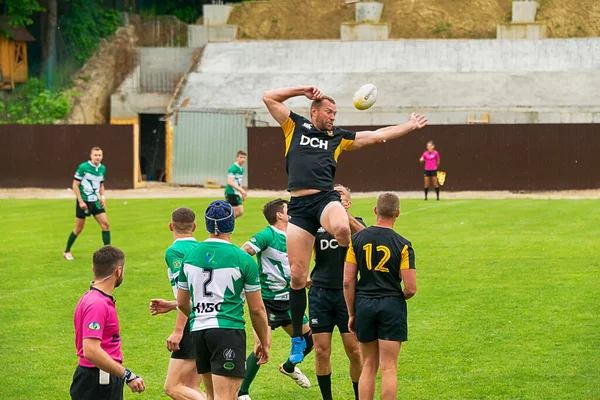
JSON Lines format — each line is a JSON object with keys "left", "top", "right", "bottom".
{"left": 311, "top": 96, "right": 336, "bottom": 111}
{"left": 376, "top": 192, "right": 399, "bottom": 218}
{"left": 90, "top": 147, "right": 102, "bottom": 153}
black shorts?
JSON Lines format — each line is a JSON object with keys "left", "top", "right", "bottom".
{"left": 76, "top": 200, "right": 106, "bottom": 219}
{"left": 192, "top": 328, "right": 246, "bottom": 378}
{"left": 308, "top": 287, "right": 350, "bottom": 334}
{"left": 263, "top": 299, "right": 309, "bottom": 330}
{"left": 288, "top": 190, "right": 341, "bottom": 236}
{"left": 171, "top": 319, "right": 195, "bottom": 359}
{"left": 225, "top": 194, "right": 242, "bottom": 207}
{"left": 355, "top": 296, "right": 407, "bottom": 343}
{"left": 424, "top": 170, "right": 437, "bottom": 178}
{"left": 70, "top": 365, "right": 124, "bottom": 400}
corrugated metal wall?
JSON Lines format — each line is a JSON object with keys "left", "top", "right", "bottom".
{"left": 248, "top": 124, "right": 600, "bottom": 191}
{"left": 172, "top": 110, "right": 248, "bottom": 186}
{"left": 0, "top": 124, "right": 135, "bottom": 189}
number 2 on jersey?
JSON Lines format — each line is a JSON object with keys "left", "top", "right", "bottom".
{"left": 201, "top": 268, "right": 213, "bottom": 297}
{"left": 362, "top": 243, "right": 390, "bottom": 273}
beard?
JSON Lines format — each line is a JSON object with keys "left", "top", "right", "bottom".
{"left": 115, "top": 275, "right": 123, "bottom": 287}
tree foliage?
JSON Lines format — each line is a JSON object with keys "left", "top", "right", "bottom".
{"left": 0, "top": 0, "right": 44, "bottom": 26}
{"left": 0, "top": 78, "right": 71, "bottom": 124}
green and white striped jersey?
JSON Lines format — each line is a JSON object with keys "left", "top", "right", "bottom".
{"left": 178, "top": 238, "right": 260, "bottom": 331}
{"left": 225, "top": 163, "right": 244, "bottom": 196}
{"left": 74, "top": 161, "right": 106, "bottom": 202}
{"left": 165, "top": 237, "right": 199, "bottom": 300}
{"left": 245, "top": 226, "right": 290, "bottom": 301}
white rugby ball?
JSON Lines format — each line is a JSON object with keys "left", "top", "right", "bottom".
{"left": 353, "top": 83, "right": 377, "bottom": 110}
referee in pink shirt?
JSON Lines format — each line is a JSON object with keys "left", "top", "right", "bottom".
{"left": 70, "top": 246, "right": 145, "bottom": 399}
{"left": 419, "top": 140, "right": 441, "bottom": 201}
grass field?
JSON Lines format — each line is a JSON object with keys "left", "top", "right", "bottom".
{"left": 1, "top": 197, "right": 599, "bottom": 399}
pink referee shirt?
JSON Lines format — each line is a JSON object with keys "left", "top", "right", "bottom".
{"left": 421, "top": 151, "right": 440, "bottom": 171}
{"left": 74, "top": 287, "right": 123, "bottom": 368}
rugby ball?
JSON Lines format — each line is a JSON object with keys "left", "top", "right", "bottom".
{"left": 353, "top": 84, "right": 377, "bottom": 110}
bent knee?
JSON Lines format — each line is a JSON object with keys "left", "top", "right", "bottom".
{"left": 333, "top": 225, "right": 351, "bottom": 246}
{"left": 314, "top": 344, "right": 332, "bottom": 360}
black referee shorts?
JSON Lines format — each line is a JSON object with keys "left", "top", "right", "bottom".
{"left": 288, "top": 190, "right": 341, "bottom": 236}
{"left": 70, "top": 365, "right": 124, "bottom": 400}
{"left": 355, "top": 296, "right": 408, "bottom": 343}
{"left": 171, "top": 319, "right": 195, "bottom": 360}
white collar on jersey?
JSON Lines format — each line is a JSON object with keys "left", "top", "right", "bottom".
{"left": 88, "top": 160, "right": 102, "bottom": 170}
{"left": 269, "top": 225, "right": 287, "bottom": 236}
{"left": 204, "top": 238, "right": 232, "bottom": 244}
{"left": 173, "top": 237, "right": 198, "bottom": 243}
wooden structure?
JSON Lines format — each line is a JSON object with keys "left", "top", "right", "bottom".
{"left": 0, "top": 17, "right": 35, "bottom": 90}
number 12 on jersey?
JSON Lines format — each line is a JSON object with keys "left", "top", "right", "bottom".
{"left": 362, "top": 243, "right": 390, "bottom": 273}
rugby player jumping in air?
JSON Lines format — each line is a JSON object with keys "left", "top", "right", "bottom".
{"left": 262, "top": 86, "right": 427, "bottom": 363}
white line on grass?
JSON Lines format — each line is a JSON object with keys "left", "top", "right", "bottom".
{"left": 402, "top": 200, "right": 469, "bottom": 215}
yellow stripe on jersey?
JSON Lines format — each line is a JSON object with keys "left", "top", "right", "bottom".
{"left": 333, "top": 138, "right": 355, "bottom": 162}
{"left": 400, "top": 244, "right": 410, "bottom": 271}
{"left": 281, "top": 117, "right": 296, "bottom": 157}
{"left": 346, "top": 240, "right": 357, "bottom": 264}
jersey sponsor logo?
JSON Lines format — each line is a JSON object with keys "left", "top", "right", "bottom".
{"left": 250, "top": 237, "right": 257, "bottom": 243}
{"left": 300, "top": 135, "right": 328, "bottom": 150}
{"left": 302, "top": 122, "right": 313, "bottom": 130}
{"left": 317, "top": 227, "right": 326, "bottom": 233}
{"left": 88, "top": 322, "right": 101, "bottom": 331}
{"left": 173, "top": 260, "right": 182, "bottom": 269}
{"left": 192, "top": 301, "right": 223, "bottom": 314}
{"left": 319, "top": 238, "right": 339, "bottom": 250}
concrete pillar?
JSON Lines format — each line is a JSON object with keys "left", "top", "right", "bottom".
{"left": 512, "top": 1, "right": 538, "bottom": 23}
{"left": 341, "top": 22, "right": 390, "bottom": 40}
{"left": 356, "top": 2, "right": 384, "bottom": 23}
{"left": 497, "top": 22, "right": 547, "bottom": 39}
{"left": 203, "top": 4, "right": 233, "bottom": 25}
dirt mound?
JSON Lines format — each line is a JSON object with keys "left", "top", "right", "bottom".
{"left": 229, "top": 0, "right": 600, "bottom": 39}
{"left": 63, "top": 26, "right": 138, "bottom": 124}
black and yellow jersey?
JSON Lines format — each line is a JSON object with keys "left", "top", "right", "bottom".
{"left": 311, "top": 217, "right": 366, "bottom": 290}
{"left": 346, "top": 226, "right": 415, "bottom": 298}
{"left": 281, "top": 111, "right": 356, "bottom": 191}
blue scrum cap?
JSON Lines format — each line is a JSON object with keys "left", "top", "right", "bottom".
{"left": 205, "top": 200, "right": 235, "bottom": 235}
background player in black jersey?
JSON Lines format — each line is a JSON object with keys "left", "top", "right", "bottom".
{"left": 309, "top": 184, "right": 364, "bottom": 400}
{"left": 263, "top": 85, "right": 427, "bottom": 363}
{"left": 343, "top": 193, "right": 417, "bottom": 400}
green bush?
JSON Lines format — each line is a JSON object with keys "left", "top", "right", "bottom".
{"left": 0, "top": 78, "right": 71, "bottom": 124}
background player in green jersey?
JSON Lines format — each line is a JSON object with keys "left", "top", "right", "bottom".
{"left": 263, "top": 86, "right": 427, "bottom": 363}
{"left": 344, "top": 193, "right": 417, "bottom": 400}
{"left": 238, "top": 199, "right": 313, "bottom": 400}
{"left": 225, "top": 150, "right": 247, "bottom": 219}
{"left": 149, "top": 207, "right": 207, "bottom": 400}
{"left": 178, "top": 200, "right": 270, "bottom": 400}
{"left": 309, "top": 185, "right": 364, "bottom": 400}
{"left": 64, "top": 147, "right": 111, "bottom": 261}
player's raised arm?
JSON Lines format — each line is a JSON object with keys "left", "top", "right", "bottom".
{"left": 352, "top": 113, "right": 428, "bottom": 150}
{"left": 262, "top": 86, "right": 322, "bottom": 125}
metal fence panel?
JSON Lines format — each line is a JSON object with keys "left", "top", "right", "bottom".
{"left": 172, "top": 111, "right": 247, "bottom": 187}
{"left": 248, "top": 124, "right": 600, "bottom": 191}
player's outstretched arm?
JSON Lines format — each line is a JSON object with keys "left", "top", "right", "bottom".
{"left": 246, "top": 291, "right": 270, "bottom": 365}
{"left": 352, "top": 113, "right": 428, "bottom": 150}
{"left": 262, "top": 86, "right": 322, "bottom": 124}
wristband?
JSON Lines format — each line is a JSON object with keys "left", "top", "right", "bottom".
{"left": 101, "top": 195, "right": 106, "bottom": 200}
{"left": 123, "top": 368, "right": 139, "bottom": 383}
